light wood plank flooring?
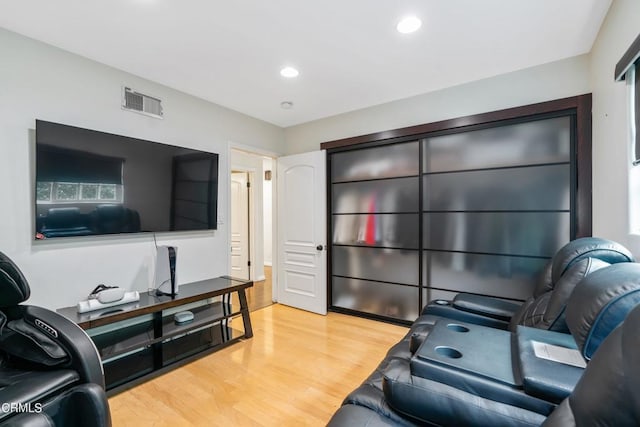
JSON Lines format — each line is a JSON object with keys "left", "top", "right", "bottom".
{"left": 108, "top": 304, "right": 408, "bottom": 426}
{"left": 246, "top": 266, "right": 273, "bottom": 312}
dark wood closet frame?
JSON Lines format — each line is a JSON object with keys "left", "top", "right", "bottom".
{"left": 321, "top": 93, "right": 592, "bottom": 320}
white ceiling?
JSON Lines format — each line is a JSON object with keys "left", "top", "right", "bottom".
{"left": 0, "top": 0, "right": 611, "bottom": 127}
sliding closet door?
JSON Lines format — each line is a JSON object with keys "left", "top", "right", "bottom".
{"left": 422, "top": 116, "right": 572, "bottom": 302}
{"left": 330, "top": 141, "right": 421, "bottom": 321}
{"left": 325, "top": 96, "right": 589, "bottom": 324}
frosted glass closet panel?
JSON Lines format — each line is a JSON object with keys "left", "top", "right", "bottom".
{"left": 330, "top": 140, "right": 420, "bottom": 322}
{"left": 332, "top": 246, "right": 419, "bottom": 286}
{"left": 332, "top": 141, "right": 419, "bottom": 182}
{"left": 422, "top": 116, "right": 571, "bottom": 173}
{"left": 332, "top": 178, "right": 419, "bottom": 214}
{"left": 332, "top": 213, "right": 419, "bottom": 249}
{"left": 422, "top": 164, "right": 570, "bottom": 211}
{"left": 422, "top": 251, "right": 548, "bottom": 300}
{"left": 332, "top": 277, "right": 419, "bottom": 321}
{"left": 423, "top": 212, "right": 570, "bottom": 257}
{"left": 421, "top": 114, "right": 573, "bottom": 303}
{"left": 328, "top": 110, "right": 578, "bottom": 322}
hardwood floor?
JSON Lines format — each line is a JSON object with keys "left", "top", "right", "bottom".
{"left": 231, "top": 265, "right": 273, "bottom": 313}
{"left": 108, "top": 304, "right": 408, "bottom": 426}
{"left": 249, "top": 265, "right": 273, "bottom": 312}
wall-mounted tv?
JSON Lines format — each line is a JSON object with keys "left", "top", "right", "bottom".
{"left": 34, "top": 120, "right": 219, "bottom": 239}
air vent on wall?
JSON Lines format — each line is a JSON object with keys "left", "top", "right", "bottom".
{"left": 122, "top": 87, "right": 163, "bottom": 119}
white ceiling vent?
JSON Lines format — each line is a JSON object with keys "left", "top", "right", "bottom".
{"left": 122, "top": 87, "right": 163, "bottom": 119}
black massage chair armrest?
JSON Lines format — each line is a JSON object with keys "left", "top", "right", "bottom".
{"left": 19, "top": 306, "right": 104, "bottom": 388}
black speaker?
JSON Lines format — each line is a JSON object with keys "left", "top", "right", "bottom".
{"left": 155, "top": 246, "right": 178, "bottom": 296}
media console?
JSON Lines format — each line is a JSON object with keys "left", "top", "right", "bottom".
{"left": 57, "top": 276, "right": 253, "bottom": 395}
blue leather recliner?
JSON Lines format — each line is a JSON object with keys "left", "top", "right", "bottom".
{"left": 328, "top": 261, "right": 640, "bottom": 426}
{"left": 423, "top": 237, "right": 634, "bottom": 331}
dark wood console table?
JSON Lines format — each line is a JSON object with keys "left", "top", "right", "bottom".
{"left": 57, "top": 276, "right": 253, "bottom": 395}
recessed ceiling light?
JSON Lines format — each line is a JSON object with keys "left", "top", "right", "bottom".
{"left": 280, "top": 67, "right": 299, "bottom": 78}
{"left": 396, "top": 16, "right": 422, "bottom": 34}
{"left": 280, "top": 101, "right": 294, "bottom": 109}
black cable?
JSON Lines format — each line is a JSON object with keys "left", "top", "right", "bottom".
{"left": 149, "top": 233, "right": 159, "bottom": 294}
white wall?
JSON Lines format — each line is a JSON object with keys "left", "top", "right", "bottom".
{"left": 263, "top": 157, "right": 273, "bottom": 266}
{"left": 284, "top": 55, "right": 591, "bottom": 154}
{"left": 0, "top": 29, "right": 284, "bottom": 309}
{"left": 589, "top": 0, "right": 640, "bottom": 255}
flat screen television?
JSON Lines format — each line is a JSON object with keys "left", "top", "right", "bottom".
{"left": 34, "top": 120, "right": 219, "bottom": 239}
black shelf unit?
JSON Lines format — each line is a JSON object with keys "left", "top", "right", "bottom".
{"left": 58, "top": 276, "right": 253, "bottom": 395}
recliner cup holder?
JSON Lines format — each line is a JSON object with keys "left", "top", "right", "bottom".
{"left": 446, "top": 323, "right": 470, "bottom": 333}
{"left": 435, "top": 346, "right": 463, "bottom": 359}
{"left": 434, "top": 300, "right": 450, "bottom": 306}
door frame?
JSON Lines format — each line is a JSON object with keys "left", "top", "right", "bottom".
{"left": 228, "top": 142, "right": 279, "bottom": 302}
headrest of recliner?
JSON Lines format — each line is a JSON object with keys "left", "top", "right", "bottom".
{"left": 532, "top": 259, "right": 554, "bottom": 297}
{"left": 565, "top": 263, "right": 640, "bottom": 360}
{"left": 544, "top": 257, "right": 611, "bottom": 331}
{"left": 0, "top": 252, "right": 30, "bottom": 307}
{"left": 551, "top": 237, "right": 634, "bottom": 284}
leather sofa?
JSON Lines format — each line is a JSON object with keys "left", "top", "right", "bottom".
{"left": 0, "top": 252, "right": 111, "bottom": 426}
{"left": 424, "top": 237, "right": 634, "bottom": 331}
{"left": 328, "top": 261, "right": 640, "bottom": 426}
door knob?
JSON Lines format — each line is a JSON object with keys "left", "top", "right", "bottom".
{"left": 316, "top": 245, "right": 324, "bottom": 251}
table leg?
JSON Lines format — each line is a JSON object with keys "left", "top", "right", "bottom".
{"left": 237, "top": 289, "right": 253, "bottom": 338}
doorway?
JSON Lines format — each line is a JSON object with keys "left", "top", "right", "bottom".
{"left": 230, "top": 148, "right": 276, "bottom": 312}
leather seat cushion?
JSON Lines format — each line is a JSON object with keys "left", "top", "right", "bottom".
{"left": 382, "top": 358, "right": 546, "bottom": 427}
{"left": 327, "top": 404, "right": 417, "bottom": 427}
{"left": 341, "top": 315, "right": 436, "bottom": 422}
{"left": 0, "top": 369, "right": 78, "bottom": 421}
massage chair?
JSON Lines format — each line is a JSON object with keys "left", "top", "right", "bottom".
{"left": 0, "top": 252, "right": 111, "bottom": 426}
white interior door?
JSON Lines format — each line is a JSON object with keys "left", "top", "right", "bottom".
{"left": 231, "top": 172, "right": 250, "bottom": 280}
{"left": 277, "top": 150, "right": 327, "bottom": 315}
